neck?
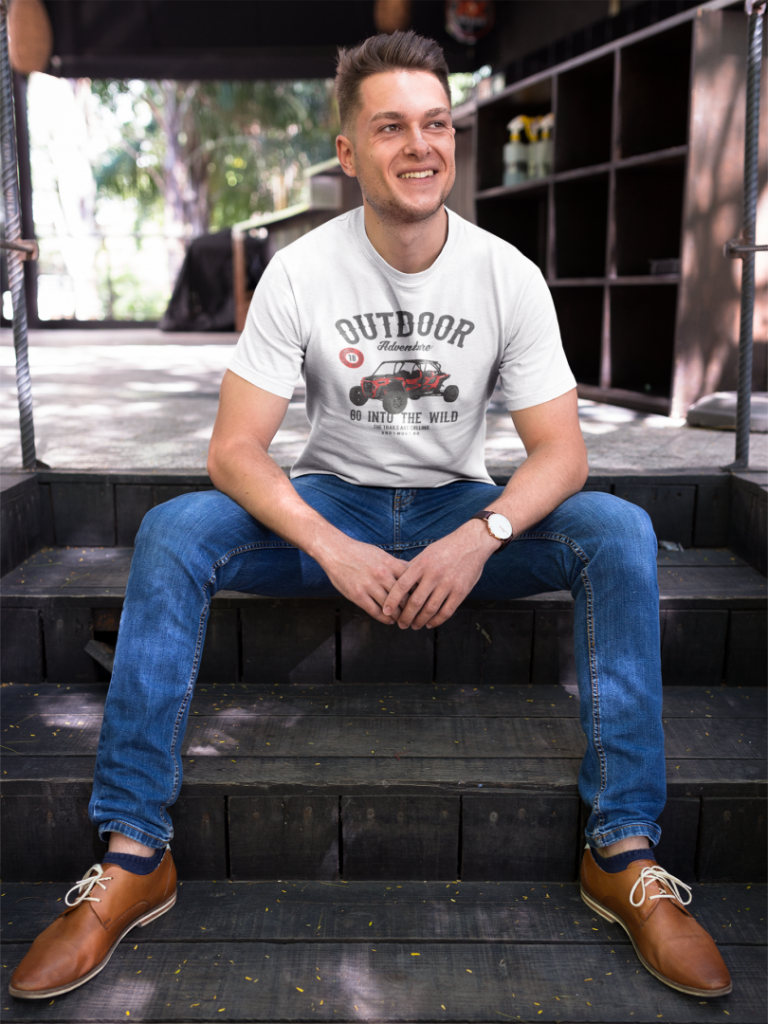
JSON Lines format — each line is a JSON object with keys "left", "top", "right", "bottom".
{"left": 363, "top": 201, "right": 448, "bottom": 274}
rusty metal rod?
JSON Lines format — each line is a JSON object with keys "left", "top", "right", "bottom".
{"left": 0, "top": 0, "right": 37, "bottom": 470}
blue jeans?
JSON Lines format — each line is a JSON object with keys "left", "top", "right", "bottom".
{"left": 89, "top": 475, "right": 665, "bottom": 851}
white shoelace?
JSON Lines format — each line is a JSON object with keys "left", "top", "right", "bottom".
{"left": 64, "top": 864, "right": 113, "bottom": 908}
{"left": 629, "top": 865, "right": 693, "bottom": 908}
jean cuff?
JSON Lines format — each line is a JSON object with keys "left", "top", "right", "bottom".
{"left": 586, "top": 822, "right": 661, "bottom": 849}
{"left": 97, "top": 819, "right": 169, "bottom": 850}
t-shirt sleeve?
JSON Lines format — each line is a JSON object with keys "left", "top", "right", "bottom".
{"left": 498, "top": 265, "right": 577, "bottom": 412}
{"left": 228, "top": 255, "right": 304, "bottom": 399}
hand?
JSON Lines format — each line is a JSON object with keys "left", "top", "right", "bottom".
{"left": 316, "top": 535, "right": 409, "bottom": 625}
{"left": 382, "top": 521, "right": 498, "bottom": 630}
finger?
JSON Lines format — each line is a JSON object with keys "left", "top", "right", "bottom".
{"left": 409, "top": 585, "right": 451, "bottom": 630}
{"left": 397, "top": 577, "right": 443, "bottom": 629}
{"left": 382, "top": 566, "right": 422, "bottom": 618}
{"left": 424, "top": 591, "right": 465, "bottom": 629}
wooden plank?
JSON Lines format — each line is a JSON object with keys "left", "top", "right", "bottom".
{"left": 652, "top": 797, "right": 700, "bottom": 883}
{"left": 656, "top": 548, "right": 745, "bottom": 567}
{"left": 340, "top": 605, "right": 433, "bottom": 683}
{"left": 4, "top": 880, "right": 763, "bottom": 945}
{"left": 38, "top": 482, "right": 55, "bottom": 547}
{"left": 41, "top": 606, "right": 97, "bottom": 684}
{"left": 342, "top": 795, "right": 459, "bottom": 879}
{"left": 0, "top": 941, "right": 764, "bottom": 1022}
{"left": 0, "top": 545, "right": 133, "bottom": 596}
{"left": 115, "top": 484, "right": 207, "bottom": 546}
{"left": 726, "top": 612, "right": 768, "bottom": 687}
{"left": 435, "top": 608, "right": 533, "bottom": 685}
{"left": 693, "top": 477, "right": 730, "bottom": 547}
{"left": 50, "top": 482, "right": 116, "bottom": 547}
{"left": 197, "top": 607, "right": 239, "bottom": 685}
{"left": 656, "top": 565, "right": 767, "bottom": 604}
{"left": 0, "top": 788, "right": 101, "bottom": 882}
{"left": 0, "top": 606, "right": 41, "bottom": 684}
{"left": 531, "top": 609, "right": 575, "bottom": 685}
{"left": 660, "top": 610, "right": 728, "bottom": 686}
{"left": 228, "top": 796, "right": 339, "bottom": 880}
{"left": 5, "top": 714, "right": 588, "bottom": 759}
{"left": 615, "top": 483, "right": 696, "bottom": 547}
{"left": 4, "top": 683, "right": 764, "bottom": 721}
{"left": 698, "top": 798, "right": 768, "bottom": 883}
{"left": 4, "top": 710, "right": 764, "bottom": 764}
{"left": 461, "top": 792, "right": 580, "bottom": 881}
{"left": 170, "top": 795, "right": 228, "bottom": 881}
{"left": 241, "top": 602, "right": 336, "bottom": 685}
{"left": 729, "top": 474, "right": 768, "bottom": 576}
{"left": 2, "top": 751, "right": 764, "bottom": 797}
{"left": 0, "top": 475, "right": 40, "bottom": 577}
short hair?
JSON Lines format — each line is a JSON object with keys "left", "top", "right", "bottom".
{"left": 335, "top": 31, "right": 451, "bottom": 135}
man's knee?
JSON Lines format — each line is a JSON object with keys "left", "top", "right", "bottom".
{"left": 135, "top": 490, "right": 233, "bottom": 556}
{"left": 573, "top": 491, "right": 657, "bottom": 566}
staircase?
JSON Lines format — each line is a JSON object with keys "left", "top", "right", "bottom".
{"left": 1, "top": 467, "right": 766, "bottom": 1023}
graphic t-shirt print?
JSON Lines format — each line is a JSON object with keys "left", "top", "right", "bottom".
{"left": 335, "top": 309, "right": 472, "bottom": 438}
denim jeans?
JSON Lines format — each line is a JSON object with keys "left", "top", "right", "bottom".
{"left": 89, "top": 474, "right": 665, "bottom": 851}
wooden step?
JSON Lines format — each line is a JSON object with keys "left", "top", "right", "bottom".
{"left": 1, "top": 547, "right": 766, "bottom": 687}
{"left": 2, "top": 684, "right": 765, "bottom": 885}
{"left": 1, "top": 880, "right": 764, "bottom": 1022}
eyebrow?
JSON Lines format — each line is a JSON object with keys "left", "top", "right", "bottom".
{"left": 370, "top": 106, "right": 451, "bottom": 123}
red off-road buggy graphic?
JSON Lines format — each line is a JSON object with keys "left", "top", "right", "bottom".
{"left": 349, "top": 359, "right": 459, "bottom": 414}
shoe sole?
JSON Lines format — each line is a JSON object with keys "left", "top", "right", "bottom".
{"left": 9, "top": 890, "right": 177, "bottom": 1000}
{"left": 580, "top": 886, "right": 732, "bottom": 998}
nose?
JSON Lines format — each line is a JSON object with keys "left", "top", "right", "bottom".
{"left": 402, "top": 127, "right": 431, "bottom": 159}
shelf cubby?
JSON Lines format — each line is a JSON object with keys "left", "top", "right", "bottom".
{"left": 614, "top": 156, "right": 685, "bottom": 276}
{"left": 609, "top": 284, "right": 677, "bottom": 398}
{"left": 554, "top": 54, "right": 614, "bottom": 173}
{"left": 465, "top": 8, "right": 756, "bottom": 416}
{"left": 475, "top": 185, "right": 548, "bottom": 272}
{"left": 475, "top": 78, "right": 553, "bottom": 193}
{"left": 618, "top": 22, "right": 692, "bottom": 159}
{"left": 550, "top": 286, "right": 603, "bottom": 387}
{"left": 554, "top": 173, "right": 609, "bottom": 279}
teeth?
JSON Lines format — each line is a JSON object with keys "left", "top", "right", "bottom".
{"left": 400, "top": 170, "right": 435, "bottom": 179}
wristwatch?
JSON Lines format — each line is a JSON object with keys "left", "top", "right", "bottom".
{"left": 471, "top": 510, "right": 514, "bottom": 551}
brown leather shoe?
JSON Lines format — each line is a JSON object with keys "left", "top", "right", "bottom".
{"left": 9, "top": 849, "right": 177, "bottom": 1000}
{"left": 580, "top": 848, "right": 731, "bottom": 997}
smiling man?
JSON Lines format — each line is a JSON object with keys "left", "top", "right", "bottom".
{"left": 11, "top": 31, "right": 731, "bottom": 1002}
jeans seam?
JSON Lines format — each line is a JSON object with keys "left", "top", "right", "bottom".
{"left": 101, "top": 819, "right": 166, "bottom": 847}
{"left": 518, "top": 529, "right": 607, "bottom": 831}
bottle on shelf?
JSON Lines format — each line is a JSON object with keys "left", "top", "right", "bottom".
{"left": 503, "top": 115, "right": 530, "bottom": 186}
{"left": 537, "top": 113, "right": 554, "bottom": 177}
{"left": 525, "top": 116, "right": 542, "bottom": 179}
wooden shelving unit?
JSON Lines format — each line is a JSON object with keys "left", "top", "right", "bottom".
{"left": 454, "top": 3, "right": 767, "bottom": 416}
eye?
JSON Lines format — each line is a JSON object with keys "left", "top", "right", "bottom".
{"left": 381, "top": 123, "right": 402, "bottom": 133}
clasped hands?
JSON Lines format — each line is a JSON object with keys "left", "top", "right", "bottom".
{"left": 319, "top": 521, "right": 499, "bottom": 630}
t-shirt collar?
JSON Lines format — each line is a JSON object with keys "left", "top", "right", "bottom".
{"left": 353, "top": 205, "right": 460, "bottom": 286}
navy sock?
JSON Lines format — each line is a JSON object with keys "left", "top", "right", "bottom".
{"left": 102, "top": 847, "right": 165, "bottom": 876}
{"left": 592, "top": 847, "right": 656, "bottom": 873}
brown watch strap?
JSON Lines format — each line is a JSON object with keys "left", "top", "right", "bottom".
{"left": 471, "top": 510, "right": 513, "bottom": 551}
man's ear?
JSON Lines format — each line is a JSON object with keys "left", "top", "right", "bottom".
{"left": 336, "top": 134, "right": 357, "bottom": 178}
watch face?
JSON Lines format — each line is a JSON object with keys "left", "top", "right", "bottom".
{"left": 487, "top": 513, "right": 513, "bottom": 540}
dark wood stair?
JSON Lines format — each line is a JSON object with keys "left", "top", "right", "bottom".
{"left": 1, "top": 468, "right": 766, "bottom": 1021}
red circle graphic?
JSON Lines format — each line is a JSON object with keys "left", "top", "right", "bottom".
{"left": 339, "top": 347, "right": 364, "bottom": 369}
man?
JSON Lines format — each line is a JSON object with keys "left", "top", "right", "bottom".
{"left": 11, "top": 30, "right": 730, "bottom": 1001}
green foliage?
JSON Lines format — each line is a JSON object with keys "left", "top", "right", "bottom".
{"left": 90, "top": 78, "right": 339, "bottom": 234}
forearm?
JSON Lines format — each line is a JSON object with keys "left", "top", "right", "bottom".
{"left": 485, "top": 436, "right": 589, "bottom": 537}
{"left": 207, "top": 439, "right": 346, "bottom": 563}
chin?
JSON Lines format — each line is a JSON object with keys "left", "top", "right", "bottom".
{"left": 367, "top": 185, "right": 453, "bottom": 225}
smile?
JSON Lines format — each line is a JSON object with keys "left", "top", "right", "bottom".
{"left": 399, "top": 170, "right": 435, "bottom": 178}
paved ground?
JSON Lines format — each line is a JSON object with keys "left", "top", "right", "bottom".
{"left": 2, "top": 329, "right": 766, "bottom": 473}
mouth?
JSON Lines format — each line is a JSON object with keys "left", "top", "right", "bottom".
{"left": 398, "top": 170, "right": 436, "bottom": 179}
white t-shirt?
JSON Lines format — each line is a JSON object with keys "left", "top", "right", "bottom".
{"left": 229, "top": 206, "right": 576, "bottom": 489}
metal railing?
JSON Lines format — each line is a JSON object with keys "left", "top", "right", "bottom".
{"left": 0, "top": 0, "right": 39, "bottom": 470}
{"left": 725, "top": 0, "right": 767, "bottom": 470}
